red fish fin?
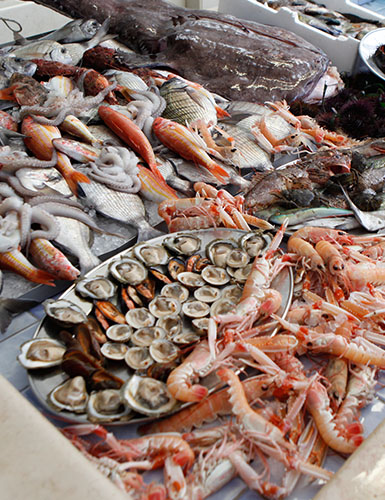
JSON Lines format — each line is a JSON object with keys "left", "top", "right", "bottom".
{"left": 207, "top": 162, "right": 230, "bottom": 183}
{"left": 0, "top": 85, "right": 17, "bottom": 101}
{"left": 29, "top": 269, "right": 57, "bottom": 286}
{"left": 215, "top": 105, "right": 230, "bottom": 118}
{"left": 63, "top": 170, "right": 91, "bottom": 196}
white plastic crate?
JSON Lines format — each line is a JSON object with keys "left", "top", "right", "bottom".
{"left": 218, "top": 0, "right": 385, "bottom": 74}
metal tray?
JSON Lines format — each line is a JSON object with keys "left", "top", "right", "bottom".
{"left": 359, "top": 27, "right": 385, "bottom": 80}
{"left": 28, "top": 228, "right": 293, "bottom": 425}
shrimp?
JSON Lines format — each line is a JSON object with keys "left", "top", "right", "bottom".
{"left": 166, "top": 340, "right": 212, "bottom": 402}
{"left": 315, "top": 240, "right": 345, "bottom": 273}
{"left": 324, "top": 357, "right": 348, "bottom": 410}
{"left": 362, "top": 241, "right": 385, "bottom": 259}
{"left": 163, "top": 456, "right": 187, "bottom": 500}
{"left": 347, "top": 262, "right": 385, "bottom": 289}
{"left": 291, "top": 227, "right": 353, "bottom": 245}
{"left": 287, "top": 236, "right": 325, "bottom": 271}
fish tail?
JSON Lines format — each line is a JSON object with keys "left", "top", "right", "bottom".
{"left": 0, "top": 85, "right": 17, "bottom": 101}
{"left": 206, "top": 161, "right": 230, "bottom": 183}
{"left": 136, "top": 223, "right": 165, "bottom": 242}
{"left": 63, "top": 169, "right": 91, "bottom": 197}
{"left": 0, "top": 249, "right": 56, "bottom": 286}
{"left": 215, "top": 105, "right": 230, "bottom": 118}
{"left": 0, "top": 298, "right": 40, "bottom": 333}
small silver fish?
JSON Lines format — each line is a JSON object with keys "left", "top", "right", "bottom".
{"left": 0, "top": 128, "right": 25, "bottom": 146}
{"left": 40, "top": 19, "right": 102, "bottom": 43}
{"left": 78, "top": 179, "right": 164, "bottom": 241}
{"left": 9, "top": 40, "right": 73, "bottom": 64}
{"left": 269, "top": 206, "right": 354, "bottom": 226}
{"left": 1, "top": 57, "right": 37, "bottom": 79}
{"left": 341, "top": 185, "right": 385, "bottom": 232}
{"left": 156, "top": 156, "right": 194, "bottom": 196}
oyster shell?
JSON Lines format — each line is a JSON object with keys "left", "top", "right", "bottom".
{"left": 226, "top": 249, "right": 249, "bottom": 268}
{"left": 87, "top": 389, "right": 131, "bottom": 422}
{"left": 221, "top": 284, "right": 243, "bottom": 303}
{"left": 182, "top": 300, "right": 210, "bottom": 318}
{"left": 177, "top": 271, "right": 205, "bottom": 289}
{"left": 192, "top": 318, "right": 210, "bottom": 335}
{"left": 156, "top": 316, "right": 183, "bottom": 338}
{"left": 201, "top": 265, "right": 230, "bottom": 286}
{"left": 100, "top": 342, "right": 129, "bottom": 360}
{"left": 228, "top": 263, "right": 252, "bottom": 283}
{"left": 18, "top": 338, "right": 66, "bottom": 369}
{"left": 160, "top": 283, "right": 189, "bottom": 302}
{"left": 75, "top": 276, "right": 116, "bottom": 300}
{"left": 48, "top": 376, "right": 88, "bottom": 413}
{"left": 44, "top": 299, "right": 87, "bottom": 326}
{"left": 163, "top": 234, "right": 201, "bottom": 256}
{"left": 148, "top": 296, "right": 181, "bottom": 318}
{"left": 106, "top": 324, "right": 133, "bottom": 342}
{"left": 125, "top": 347, "right": 154, "bottom": 370}
{"left": 149, "top": 339, "right": 180, "bottom": 364}
{"left": 210, "top": 298, "right": 236, "bottom": 317}
{"left": 206, "top": 239, "right": 237, "bottom": 267}
{"left": 109, "top": 257, "right": 147, "bottom": 285}
{"left": 172, "top": 330, "right": 201, "bottom": 344}
{"left": 121, "top": 375, "right": 177, "bottom": 416}
{"left": 134, "top": 242, "right": 169, "bottom": 266}
{"left": 240, "top": 231, "right": 272, "bottom": 258}
{"left": 131, "top": 326, "right": 166, "bottom": 347}
{"left": 125, "top": 308, "right": 156, "bottom": 329}
{"left": 194, "top": 285, "right": 221, "bottom": 303}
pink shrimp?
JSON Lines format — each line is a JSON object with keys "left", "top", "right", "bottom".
{"left": 287, "top": 236, "right": 325, "bottom": 271}
{"left": 291, "top": 227, "right": 353, "bottom": 245}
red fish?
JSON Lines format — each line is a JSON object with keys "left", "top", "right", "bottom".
{"left": 0, "top": 248, "right": 56, "bottom": 286}
{"left": 29, "top": 238, "right": 80, "bottom": 281}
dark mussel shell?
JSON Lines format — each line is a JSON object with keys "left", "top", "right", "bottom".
{"left": 62, "top": 348, "right": 102, "bottom": 380}
{"left": 95, "top": 300, "right": 126, "bottom": 324}
{"left": 82, "top": 316, "right": 107, "bottom": 344}
{"left": 90, "top": 368, "right": 124, "bottom": 390}
{"left": 168, "top": 257, "right": 186, "bottom": 280}
{"left": 74, "top": 323, "right": 104, "bottom": 362}
{"left": 149, "top": 268, "right": 173, "bottom": 284}
{"left": 136, "top": 277, "right": 156, "bottom": 301}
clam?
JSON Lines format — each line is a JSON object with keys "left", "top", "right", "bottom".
{"left": 87, "top": 389, "right": 131, "bottom": 422}
{"left": 194, "top": 285, "right": 221, "bottom": 303}
{"left": 100, "top": 342, "right": 129, "bottom": 361}
{"left": 221, "top": 284, "right": 243, "bottom": 303}
{"left": 131, "top": 326, "right": 166, "bottom": 347}
{"left": 125, "top": 347, "right": 153, "bottom": 370}
{"left": 240, "top": 231, "right": 272, "bottom": 257}
{"left": 163, "top": 234, "right": 201, "bottom": 256}
{"left": 18, "top": 338, "right": 66, "bottom": 369}
{"left": 226, "top": 249, "right": 249, "bottom": 268}
{"left": 75, "top": 276, "right": 116, "bottom": 300}
{"left": 149, "top": 339, "right": 180, "bottom": 364}
{"left": 192, "top": 318, "right": 210, "bottom": 335}
{"left": 125, "top": 308, "right": 155, "bottom": 329}
{"left": 106, "top": 324, "right": 133, "bottom": 342}
{"left": 177, "top": 271, "right": 206, "bottom": 289}
{"left": 210, "top": 298, "right": 236, "bottom": 317}
{"left": 43, "top": 299, "right": 88, "bottom": 326}
{"left": 156, "top": 316, "right": 183, "bottom": 338}
{"left": 206, "top": 239, "right": 237, "bottom": 267}
{"left": 48, "top": 376, "right": 88, "bottom": 413}
{"left": 172, "top": 330, "right": 201, "bottom": 344}
{"left": 182, "top": 300, "right": 210, "bottom": 318}
{"left": 134, "top": 242, "right": 169, "bottom": 266}
{"left": 201, "top": 265, "right": 230, "bottom": 286}
{"left": 121, "top": 375, "right": 177, "bottom": 416}
{"left": 109, "top": 257, "right": 147, "bottom": 285}
{"left": 228, "top": 263, "right": 252, "bottom": 283}
{"left": 148, "top": 296, "right": 181, "bottom": 318}
{"left": 160, "top": 283, "right": 189, "bottom": 302}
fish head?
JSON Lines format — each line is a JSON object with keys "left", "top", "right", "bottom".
{"left": 49, "top": 46, "right": 73, "bottom": 65}
{"left": 2, "top": 57, "right": 37, "bottom": 77}
{"left": 81, "top": 19, "right": 102, "bottom": 39}
{"left": 152, "top": 116, "right": 170, "bottom": 134}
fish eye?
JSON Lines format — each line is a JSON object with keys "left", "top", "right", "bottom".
{"left": 61, "top": 48, "right": 67, "bottom": 53}
{"left": 14, "top": 58, "right": 22, "bottom": 63}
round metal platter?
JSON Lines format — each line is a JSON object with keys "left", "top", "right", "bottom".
{"left": 359, "top": 28, "right": 385, "bottom": 81}
{"left": 28, "top": 228, "right": 293, "bottom": 425}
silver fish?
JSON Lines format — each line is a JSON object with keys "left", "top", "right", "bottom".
{"left": 54, "top": 217, "right": 100, "bottom": 274}
{"left": 78, "top": 179, "right": 164, "bottom": 241}
{"left": 269, "top": 207, "right": 354, "bottom": 226}
{"left": 156, "top": 156, "right": 194, "bottom": 196}
{"left": 9, "top": 40, "right": 73, "bottom": 64}
{"left": 1, "top": 57, "right": 37, "bottom": 79}
{"left": 340, "top": 185, "right": 385, "bottom": 232}
{"left": 40, "top": 19, "right": 102, "bottom": 43}
{"left": 0, "top": 128, "right": 26, "bottom": 146}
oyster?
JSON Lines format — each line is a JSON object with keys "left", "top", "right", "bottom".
{"left": 18, "top": 338, "right": 66, "bottom": 369}
{"left": 125, "top": 308, "right": 156, "bottom": 329}
{"left": 48, "top": 376, "right": 88, "bottom": 413}
{"left": 121, "top": 375, "right": 177, "bottom": 416}
{"left": 106, "top": 324, "right": 133, "bottom": 342}
{"left": 44, "top": 299, "right": 88, "bottom": 326}
{"left": 228, "top": 263, "right": 252, "bottom": 283}
{"left": 125, "top": 347, "right": 154, "bottom": 370}
{"left": 148, "top": 296, "right": 181, "bottom": 318}
{"left": 172, "top": 330, "right": 201, "bottom": 344}
{"left": 163, "top": 234, "right": 201, "bottom": 256}
{"left": 134, "top": 242, "right": 169, "bottom": 266}
{"left": 210, "top": 298, "right": 236, "bottom": 317}
{"left": 192, "top": 318, "right": 210, "bottom": 335}
{"left": 177, "top": 271, "right": 206, "bottom": 289}
{"left": 221, "top": 284, "right": 243, "bottom": 302}
{"left": 131, "top": 326, "right": 166, "bottom": 347}
{"left": 75, "top": 276, "right": 116, "bottom": 300}
{"left": 182, "top": 300, "right": 210, "bottom": 318}
{"left": 201, "top": 266, "right": 230, "bottom": 286}
{"left": 194, "top": 285, "right": 221, "bottom": 303}
{"left": 160, "top": 283, "right": 189, "bottom": 302}
{"left": 109, "top": 257, "right": 147, "bottom": 285}
{"left": 156, "top": 316, "right": 183, "bottom": 338}
{"left": 206, "top": 239, "right": 237, "bottom": 267}
{"left": 240, "top": 231, "right": 272, "bottom": 258}
{"left": 149, "top": 339, "right": 180, "bottom": 364}
{"left": 226, "top": 249, "right": 249, "bottom": 268}
{"left": 87, "top": 389, "right": 131, "bottom": 422}
{"left": 100, "top": 342, "right": 129, "bottom": 360}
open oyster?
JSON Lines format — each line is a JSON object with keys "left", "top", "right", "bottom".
{"left": 163, "top": 234, "right": 201, "bottom": 256}
{"left": 106, "top": 324, "right": 132, "bottom": 342}
{"left": 125, "top": 347, "right": 153, "bottom": 370}
{"left": 226, "top": 249, "right": 249, "bottom": 268}
{"left": 121, "top": 375, "right": 177, "bottom": 416}
{"left": 148, "top": 296, "right": 181, "bottom": 318}
{"left": 125, "top": 308, "right": 156, "bottom": 329}
{"left": 206, "top": 239, "right": 237, "bottom": 267}
{"left": 182, "top": 300, "right": 210, "bottom": 318}
{"left": 228, "top": 263, "right": 252, "bottom": 283}
{"left": 134, "top": 242, "right": 169, "bottom": 266}
{"left": 177, "top": 271, "right": 205, "bottom": 289}
{"left": 210, "top": 298, "right": 237, "bottom": 317}
{"left": 240, "top": 231, "right": 272, "bottom": 257}
{"left": 131, "top": 326, "right": 166, "bottom": 347}
{"left": 44, "top": 299, "right": 88, "bottom": 326}
{"left": 100, "top": 342, "right": 129, "bottom": 361}
{"left": 201, "top": 265, "right": 230, "bottom": 286}
{"left": 109, "top": 257, "right": 147, "bottom": 285}
{"left": 18, "top": 338, "right": 66, "bottom": 369}
{"left": 87, "top": 389, "right": 131, "bottom": 422}
{"left": 75, "top": 276, "right": 116, "bottom": 300}
{"left": 192, "top": 318, "right": 210, "bottom": 335}
{"left": 156, "top": 316, "right": 182, "bottom": 338}
{"left": 194, "top": 285, "right": 221, "bottom": 303}
{"left": 48, "top": 376, "right": 88, "bottom": 413}
{"left": 221, "top": 284, "right": 243, "bottom": 302}
{"left": 149, "top": 339, "right": 180, "bottom": 364}
{"left": 160, "top": 283, "right": 189, "bottom": 302}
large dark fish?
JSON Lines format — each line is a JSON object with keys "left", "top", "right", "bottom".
{"left": 25, "top": 0, "right": 330, "bottom": 103}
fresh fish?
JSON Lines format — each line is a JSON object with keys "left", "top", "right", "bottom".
{"left": 52, "top": 138, "right": 100, "bottom": 163}
{"left": 0, "top": 57, "right": 37, "bottom": 80}
{"left": 8, "top": 40, "right": 73, "bottom": 64}
{"left": 29, "top": 238, "right": 80, "bottom": 280}
{"left": 137, "top": 164, "right": 179, "bottom": 203}
{"left": 87, "top": 124, "right": 125, "bottom": 147}
{"left": 269, "top": 206, "right": 354, "bottom": 225}
{"left": 60, "top": 115, "right": 102, "bottom": 145}
{"left": 0, "top": 128, "right": 26, "bottom": 146}
{"left": 0, "top": 248, "right": 56, "bottom": 286}
{"left": 169, "top": 157, "right": 222, "bottom": 186}
{"left": 287, "top": 216, "right": 360, "bottom": 231}
{"left": 28, "top": 0, "right": 332, "bottom": 103}
{"left": 78, "top": 179, "right": 164, "bottom": 241}
{"left": 156, "top": 156, "right": 194, "bottom": 196}
{"left": 0, "top": 73, "right": 48, "bottom": 106}
{"left": 40, "top": 19, "right": 102, "bottom": 43}
{"left": 54, "top": 217, "right": 100, "bottom": 274}
{"left": 340, "top": 185, "right": 385, "bottom": 232}
{"left": 105, "top": 70, "right": 148, "bottom": 92}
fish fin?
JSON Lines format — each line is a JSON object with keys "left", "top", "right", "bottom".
{"left": 185, "top": 87, "right": 212, "bottom": 110}
{"left": 64, "top": 170, "right": 91, "bottom": 197}
{"left": 202, "top": 160, "right": 230, "bottom": 183}
{"left": 0, "top": 298, "right": 40, "bottom": 334}
{"left": 0, "top": 85, "right": 17, "bottom": 101}
{"left": 29, "top": 269, "right": 57, "bottom": 286}
{"left": 136, "top": 224, "right": 165, "bottom": 242}
{"left": 215, "top": 105, "right": 231, "bottom": 118}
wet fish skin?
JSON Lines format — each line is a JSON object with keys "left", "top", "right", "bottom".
{"left": 40, "top": 19, "right": 102, "bottom": 43}
{"left": 340, "top": 185, "right": 385, "bottom": 232}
